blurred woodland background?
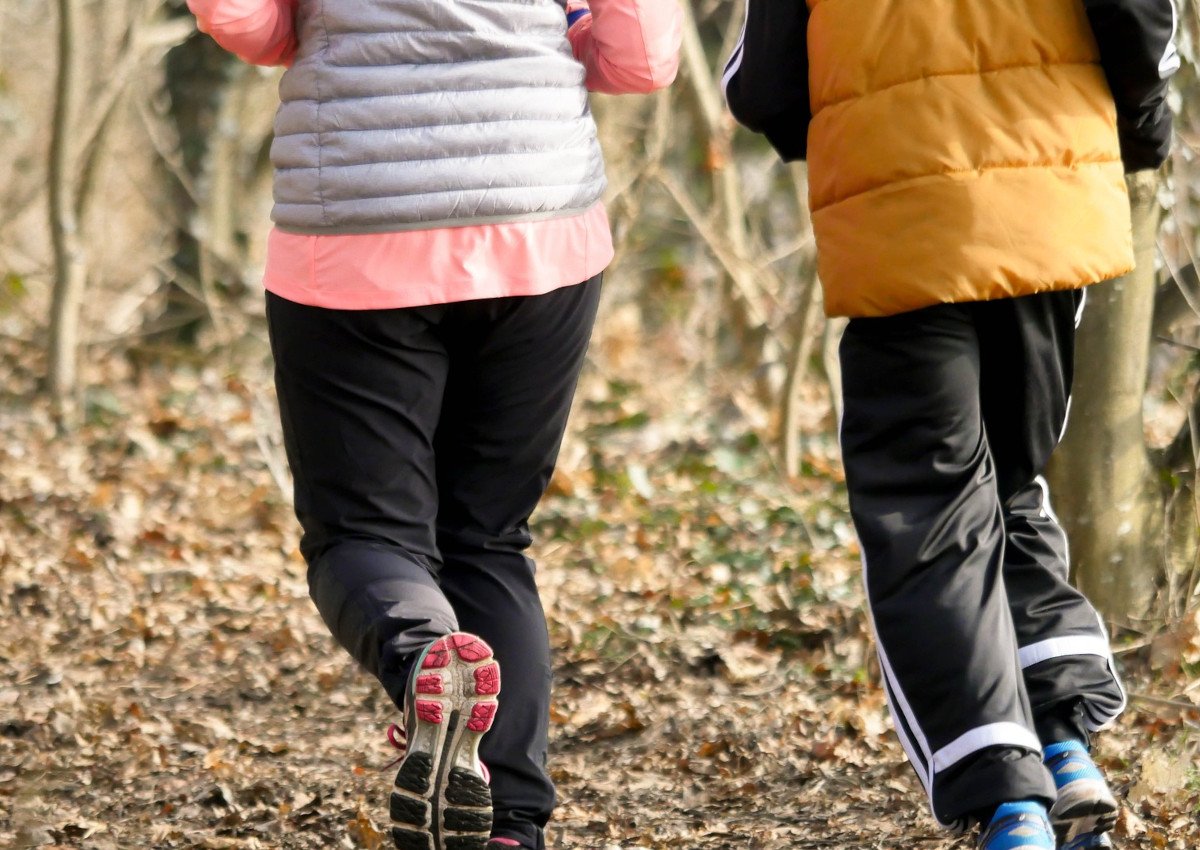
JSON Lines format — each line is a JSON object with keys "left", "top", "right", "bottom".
{"left": 2, "top": 1, "right": 1200, "bottom": 848}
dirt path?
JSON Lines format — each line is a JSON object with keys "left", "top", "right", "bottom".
{"left": 1, "top": 352, "right": 1196, "bottom": 849}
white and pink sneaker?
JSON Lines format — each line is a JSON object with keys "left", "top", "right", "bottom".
{"left": 388, "top": 633, "right": 501, "bottom": 850}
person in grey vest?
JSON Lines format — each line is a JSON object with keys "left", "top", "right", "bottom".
{"left": 187, "top": 0, "right": 682, "bottom": 847}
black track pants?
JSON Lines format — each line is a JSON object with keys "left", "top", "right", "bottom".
{"left": 838, "top": 290, "right": 1126, "bottom": 828}
{"left": 266, "top": 275, "right": 603, "bottom": 850}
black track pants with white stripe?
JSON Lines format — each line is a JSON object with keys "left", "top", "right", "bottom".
{"left": 838, "top": 290, "right": 1126, "bottom": 828}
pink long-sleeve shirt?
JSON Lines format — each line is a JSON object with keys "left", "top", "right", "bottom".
{"left": 188, "top": 0, "right": 682, "bottom": 310}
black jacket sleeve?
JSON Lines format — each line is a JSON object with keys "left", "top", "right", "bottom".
{"left": 721, "top": 0, "right": 811, "bottom": 162}
{"left": 1083, "top": 0, "right": 1179, "bottom": 171}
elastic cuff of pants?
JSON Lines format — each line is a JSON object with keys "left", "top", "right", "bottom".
{"left": 380, "top": 661, "right": 413, "bottom": 712}
{"left": 492, "top": 823, "right": 544, "bottom": 850}
{"left": 378, "top": 621, "right": 461, "bottom": 711}
{"left": 933, "top": 745, "right": 1055, "bottom": 827}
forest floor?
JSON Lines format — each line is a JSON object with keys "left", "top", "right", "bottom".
{"left": 1, "top": 318, "right": 1198, "bottom": 850}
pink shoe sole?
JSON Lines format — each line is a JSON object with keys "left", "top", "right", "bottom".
{"left": 390, "top": 633, "right": 501, "bottom": 850}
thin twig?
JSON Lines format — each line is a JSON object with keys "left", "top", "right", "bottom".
{"left": 251, "top": 394, "right": 294, "bottom": 505}
{"left": 1128, "top": 691, "right": 1200, "bottom": 713}
{"left": 780, "top": 273, "right": 823, "bottom": 478}
{"left": 1154, "top": 335, "right": 1200, "bottom": 352}
{"left": 654, "top": 170, "right": 782, "bottom": 335}
{"left": 1111, "top": 635, "right": 1155, "bottom": 654}
{"left": 135, "top": 92, "right": 198, "bottom": 202}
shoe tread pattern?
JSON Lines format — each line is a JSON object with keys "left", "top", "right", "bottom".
{"left": 391, "top": 633, "right": 498, "bottom": 850}
{"left": 392, "top": 828, "right": 435, "bottom": 850}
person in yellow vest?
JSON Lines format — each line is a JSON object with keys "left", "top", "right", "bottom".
{"left": 724, "top": 2, "right": 1177, "bottom": 849}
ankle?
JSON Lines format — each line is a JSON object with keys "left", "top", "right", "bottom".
{"left": 975, "top": 798, "right": 1048, "bottom": 828}
{"left": 1035, "top": 699, "right": 1090, "bottom": 748}
{"left": 992, "top": 800, "right": 1049, "bottom": 818}
{"left": 1043, "top": 738, "right": 1089, "bottom": 759}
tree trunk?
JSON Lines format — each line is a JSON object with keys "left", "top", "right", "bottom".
{"left": 1046, "top": 171, "right": 1163, "bottom": 622}
{"left": 47, "top": 0, "right": 87, "bottom": 421}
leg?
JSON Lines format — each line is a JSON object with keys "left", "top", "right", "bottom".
{"left": 1002, "top": 482, "right": 1125, "bottom": 742}
{"left": 266, "top": 293, "right": 460, "bottom": 708}
{"left": 433, "top": 275, "right": 603, "bottom": 850}
{"left": 839, "top": 303, "right": 1053, "bottom": 829}
{"left": 976, "top": 291, "right": 1125, "bottom": 842}
{"left": 975, "top": 290, "right": 1125, "bottom": 743}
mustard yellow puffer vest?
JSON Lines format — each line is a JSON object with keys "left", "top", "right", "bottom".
{"left": 806, "top": 0, "right": 1135, "bottom": 318}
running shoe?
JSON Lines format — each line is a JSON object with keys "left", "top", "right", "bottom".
{"left": 1044, "top": 740, "right": 1118, "bottom": 844}
{"left": 977, "top": 801, "right": 1056, "bottom": 850}
{"left": 1062, "top": 832, "right": 1114, "bottom": 849}
{"left": 389, "top": 633, "right": 501, "bottom": 850}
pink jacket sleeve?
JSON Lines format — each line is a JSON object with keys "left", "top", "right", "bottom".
{"left": 567, "top": 0, "right": 683, "bottom": 95}
{"left": 187, "top": 0, "right": 298, "bottom": 67}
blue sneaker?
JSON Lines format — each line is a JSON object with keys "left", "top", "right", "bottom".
{"left": 977, "top": 802, "right": 1056, "bottom": 850}
{"left": 1063, "top": 833, "right": 1114, "bottom": 849}
{"left": 1044, "top": 740, "right": 1118, "bottom": 843}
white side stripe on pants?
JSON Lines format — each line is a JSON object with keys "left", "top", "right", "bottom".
{"left": 719, "top": 0, "right": 749, "bottom": 96}
{"left": 1028, "top": 476, "right": 1128, "bottom": 731}
{"left": 931, "top": 722, "right": 1043, "bottom": 773}
{"left": 1017, "top": 634, "right": 1112, "bottom": 669}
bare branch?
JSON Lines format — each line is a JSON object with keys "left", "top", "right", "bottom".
{"left": 1127, "top": 691, "right": 1200, "bottom": 714}
{"left": 1159, "top": 379, "right": 1200, "bottom": 473}
{"left": 654, "top": 170, "right": 780, "bottom": 331}
{"left": 72, "top": 7, "right": 193, "bottom": 205}
{"left": 47, "top": 0, "right": 88, "bottom": 419}
{"left": 780, "top": 271, "right": 822, "bottom": 478}
{"left": 135, "top": 91, "right": 199, "bottom": 202}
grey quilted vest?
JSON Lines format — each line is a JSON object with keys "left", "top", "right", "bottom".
{"left": 271, "top": 0, "right": 608, "bottom": 233}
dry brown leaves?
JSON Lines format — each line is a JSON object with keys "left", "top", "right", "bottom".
{"left": 0, "top": 330, "right": 1197, "bottom": 849}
